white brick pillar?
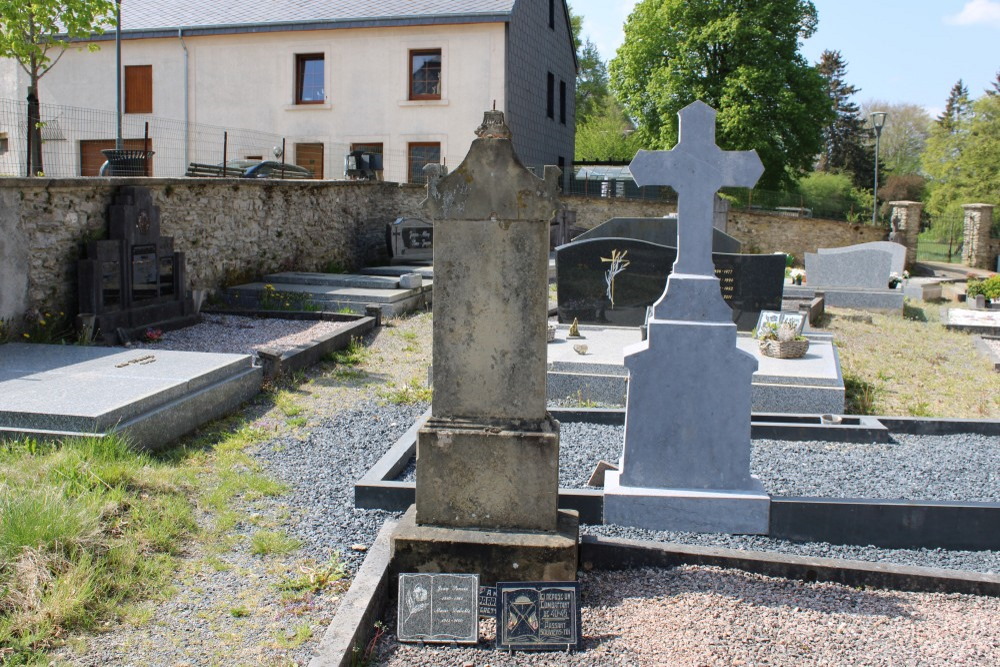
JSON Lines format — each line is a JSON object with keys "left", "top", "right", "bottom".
{"left": 962, "top": 204, "right": 995, "bottom": 270}
{"left": 888, "top": 201, "right": 923, "bottom": 269}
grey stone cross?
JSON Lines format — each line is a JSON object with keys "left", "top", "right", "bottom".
{"left": 630, "top": 101, "right": 763, "bottom": 276}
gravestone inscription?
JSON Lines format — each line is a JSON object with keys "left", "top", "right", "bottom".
{"left": 556, "top": 237, "right": 784, "bottom": 329}
{"left": 496, "top": 582, "right": 581, "bottom": 651}
{"left": 397, "top": 573, "right": 479, "bottom": 644}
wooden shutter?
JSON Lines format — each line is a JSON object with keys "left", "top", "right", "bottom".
{"left": 125, "top": 65, "right": 153, "bottom": 114}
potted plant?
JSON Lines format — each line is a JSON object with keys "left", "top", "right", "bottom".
{"left": 966, "top": 274, "right": 1000, "bottom": 307}
{"left": 888, "top": 270, "right": 909, "bottom": 289}
{"left": 789, "top": 268, "right": 805, "bottom": 285}
{"left": 755, "top": 321, "right": 809, "bottom": 359}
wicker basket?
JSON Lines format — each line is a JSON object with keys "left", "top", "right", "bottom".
{"left": 759, "top": 338, "right": 809, "bottom": 359}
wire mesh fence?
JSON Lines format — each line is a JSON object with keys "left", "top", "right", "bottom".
{"left": 0, "top": 97, "right": 423, "bottom": 183}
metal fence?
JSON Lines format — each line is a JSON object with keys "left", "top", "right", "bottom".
{"left": 0, "top": 97, "right": 422, "bottom": 183}
{"left": 567, "top": 162, "right": 885, "bottom": 224}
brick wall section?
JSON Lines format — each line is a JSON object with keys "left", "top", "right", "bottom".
{"left": 506, "top": 0, "right": 576, "bottom": 187}
{"left": 0, "top": 178, "right": 425, "bottom": 323}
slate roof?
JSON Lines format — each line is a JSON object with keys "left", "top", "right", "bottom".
{"left": 114, "top": 0, "right": 517, "bottom": 37}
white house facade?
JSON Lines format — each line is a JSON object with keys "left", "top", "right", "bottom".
{"left": 0, "top": 0, "right": 576, "bottom": 183}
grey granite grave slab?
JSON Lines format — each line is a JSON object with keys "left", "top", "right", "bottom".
{"left": 819, "top": 242, "right": 906, "bottom": 276}
{"left": 805, "top": 248, "right": 892, "bottom": 290}
{"left": 224, "top": 280, "right": 430, "bottom": 317}
{"left": 0, "top": 343, "right": 261, "bottom": 450}
{"left": 359, "top": 265, "right": 435, "bottom": 279}
{"left": 603, "top": 101, "right": 770, "bottom": 535}
{"left": 547, "top": 324, "right": 844, "bottom": 414}
{"left": 262, "top": 271, "right": 414, "bottom": 290}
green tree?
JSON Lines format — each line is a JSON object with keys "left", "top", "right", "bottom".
{"left": 927, "top": 92, "right": 1000, "bottom": 214}
{"left": 567, "top": 4, "right": 610, "bottom": 124}
{"left": 861, "top": 100, "right": 932, "bottom": 176}
{"left": 0, "top": 0, "right": 116, "bottom": 176}
{"left": 815, "top": 50, "right": 874, "bottom": 190}
{"left": 922, "top": 80, "right": 976, "bottom": 219}
{"left": 609, "top": 0, "right": 832, "bottom": 190}
{"left": 574, "top": 95, "right": 641, "bottom": 161}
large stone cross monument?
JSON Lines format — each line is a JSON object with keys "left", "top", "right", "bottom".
{"left": 603, "top": 101, "right": 771, "bottom": 534}
{"left": 391, "top": 110, "right": 579, "bottom": 584}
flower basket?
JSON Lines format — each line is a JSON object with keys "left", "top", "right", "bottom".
{"left": 759, "top": 338, "right": 809, "bottom": 359}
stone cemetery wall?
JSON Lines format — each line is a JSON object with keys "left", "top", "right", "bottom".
{"left": 563, "top": 194, "right": 677, "bottom": 230}
{"left": 727, "top": 210, "right": 886, "bottom": 265}
{"left": 0, "top": 178, "right": 425, "bottom": 323}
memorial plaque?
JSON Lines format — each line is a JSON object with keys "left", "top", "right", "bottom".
{"left": 478, "top": 585, "right": 497, "bottom": 619}
{"left": 556, "top": 237, "right": 784, "bottom": 330}
{"left": 386, "top": 217, "right": 434, "bottom": 263}
{"left": 397, "top": 573, "right": 479, "bottom": 644}
{"left": 496, "top": 582, "right": 581, "bottom": 651}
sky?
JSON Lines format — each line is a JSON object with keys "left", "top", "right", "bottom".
{"left": 570, "top": 0, "right": 1000, "bottom": 116}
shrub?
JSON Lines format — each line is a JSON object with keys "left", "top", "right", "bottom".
{"left": 966, "top": 275, "right": 1000, "bottom": 301}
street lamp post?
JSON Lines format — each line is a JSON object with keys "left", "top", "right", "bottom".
{"left": 115, "top": 0, "right": 122, "bottom": 150}
{"left": 870, "top": 111, "right": 887, "bottom": 225}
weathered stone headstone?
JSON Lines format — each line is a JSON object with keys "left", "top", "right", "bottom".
{"left": 77, "top": 186, "right": 196, "bottom": 343}
{"left": 603, "top": 101, "right": 770, "bottom": 534}
{"left": 391, "top": 110, "right": 579, "bottom": 584}
{"left": 386, "top": 217, "right": 433, "bottom": 264}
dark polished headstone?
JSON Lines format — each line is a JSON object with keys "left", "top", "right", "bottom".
{"left": 397, "top": 573, "right": 479, "bottom": 644}
{"left": 496, "top": 582, "right": 581, "bottom": 651}
{"left": 78, "top": 186, "right": 195, "bottom": 343}
{"left": 574, "top": 215, "right": 742, "bottom": 253}
{"left": 556, "top": 237, "right": 784, "bottom": 330}
{"left": 386, "top": 217, "right": 433, "bottom": 264}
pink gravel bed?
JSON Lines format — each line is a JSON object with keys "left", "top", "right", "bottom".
{"left": 372, "top": 565, "right": 1000, "bottom": 666}
{"left": 131, "top": 313, "right": 355, "bottom": 357}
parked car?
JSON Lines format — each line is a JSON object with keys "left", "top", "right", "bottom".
{"left": 185, "top": 160, "right": 313, "bottom": 179}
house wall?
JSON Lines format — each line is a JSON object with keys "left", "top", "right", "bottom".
{"left": 506, "top": 0, "right": 576, "bottom": 185}
{"left": 1, "top": 22, "right": 509, "bottom": 181}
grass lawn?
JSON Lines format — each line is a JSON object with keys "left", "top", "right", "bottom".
{"left": 821, "top": 302, "right": 1000, "bottom": 418}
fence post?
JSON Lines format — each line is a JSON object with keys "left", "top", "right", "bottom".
{"left": 222, "top": 131, "right": 228, "bottom": 176}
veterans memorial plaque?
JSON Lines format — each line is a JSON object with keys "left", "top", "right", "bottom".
{"left": 496, "top": 582, "right": 581, "bottom": 651}
{"left": 397, "top": 573, "right": 479, "bottom": 644}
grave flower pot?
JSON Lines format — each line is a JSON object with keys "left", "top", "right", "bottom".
{"left": 759, "top": 338, "right": 809, "bottom": 359}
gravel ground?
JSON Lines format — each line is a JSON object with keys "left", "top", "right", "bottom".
{"left": 131, "top": 313, "right": 355, "bottom": 361}
{"left": 371, "top": 565, "right": 1000, "bottom": 666}
{"left": 52, "top": 310, "right": 1000, "bottom": 666}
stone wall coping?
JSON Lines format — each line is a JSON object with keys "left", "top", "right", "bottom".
{"left": 0, "top": 177, "right": 425, "bottom": 192}
{"left": 962, "top": 203, "right": 995, "bottom": 210}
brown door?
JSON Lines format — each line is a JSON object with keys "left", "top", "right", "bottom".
{"left": 80, "top": 139, "right": 153, "bottom": 176}
{"left": 295, "top": 142, "right": 323, "bottom": 179}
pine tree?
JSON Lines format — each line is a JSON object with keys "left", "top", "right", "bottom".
{"left": 815, "top": 50, "right": 875, "bottom": 190}
{"left": 987, "top": 70, "right": 1000, "bottom": 97}
{"left": 937, "top": 80, "right": 971, "bottom": 131}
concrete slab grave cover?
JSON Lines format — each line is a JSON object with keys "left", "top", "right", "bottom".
{"left": 391, "top": 110, "right": 578, "bottom": 584}
{"left": 603, "top": 101, "right": 770, "bottom": 534}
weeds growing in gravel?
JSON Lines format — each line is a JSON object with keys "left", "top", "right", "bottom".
{"left": 250, "top": 530, "right": 301, "bottom": 556}
{"left": 327, "top": 337, "right": 369, "bottom": 366}
{"left": 377, "top": 377, "right": 432, "bottom": 405}
{"left": 276, "top": 556, "right": 347, "bottom": 600}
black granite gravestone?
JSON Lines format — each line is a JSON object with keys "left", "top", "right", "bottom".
{"left": 556, "top": 237, "right": 785, "bottom": 330}
{"left": 78, "top": 186, "right": 196, "bottom": 343}
{"left": 397, "top": 573, "right": 479, "bottom": 644}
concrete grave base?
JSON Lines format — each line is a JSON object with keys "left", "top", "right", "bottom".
{"left": 416, "top": 415, "right": 560, "bottom": 531}
{"left": 603, "top": 470, "right": 770, "bottom": 535}
{"left": 391, "top": 505, "right": 579, "bottom": 586}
